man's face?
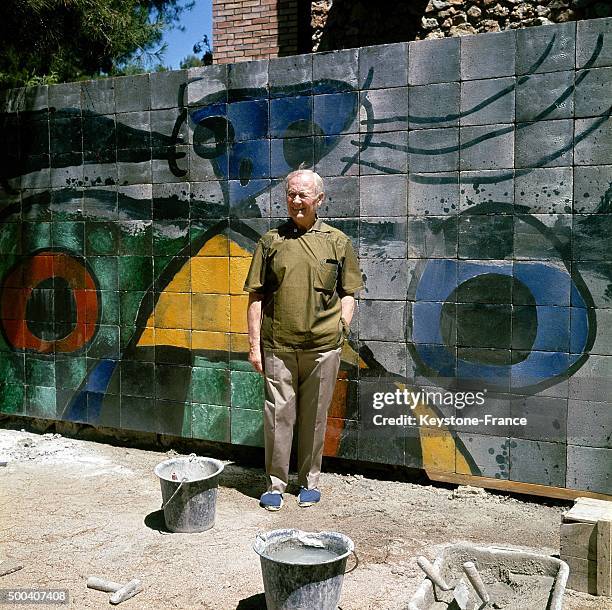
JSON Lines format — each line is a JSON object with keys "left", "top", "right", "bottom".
{"left": 286, "top": 174, "right": 323, "bottom": 230}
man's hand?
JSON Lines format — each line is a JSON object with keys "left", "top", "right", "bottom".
{"left": 248, "top": 345, "right": 264, "bottom": 374}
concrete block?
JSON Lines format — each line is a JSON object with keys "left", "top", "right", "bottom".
{"left": 318, "top": 176, "right": 359, "bottom": 217}
{"left": 326, "top": 218, "right": 358, "bottom": 253}
{"left": 359, "top": 218, "right": 406, "bottom": 259}
{"left": 314, "top": 134, "right": 360, "bottom": 176}
{"left": 458, "top": 214, "right": 513, "bottom": 260}
{"left": 408, "top": 37, "right": 460, "bottom": 85}
{"left": 358, "top": 340, "right": 407, "bottom": 378}
{"left": 509, "top": 438, "right": 567, "bottom": 487}
{"left": 460, "top": 125, "right": 514, "bottom": 170}
{"left": 510, "top": 395, "right": 568, "bottom": 443}
{"left": 361, "top": 258, "right": 408, "bottom": 300}
{"left": 516, "top": 21, "right": 576, "bottom": 75}
{"left": 270, "top": 180, "right": 287, "bottom": 218}
{"left": 461, "top": 78, "right": 515, "bottom": 126}
{"left": 150, "top": 69, "right": 188, "bottom": 110}
{"left": 314, "top": 92, "right": 359, "bottom": 134}
{"left": 360, "top": 174, "right": 407, "bottom": 216}
{"left": 456, "top": 432, "right": 510, "bottom": 479}
{"left": 461, "top": 30, "right": 516, "bottom": 80}
{"left": 586, "top": 309, "right": 612, "bottom": 357}
{"left": 575, "top": 67, "right": 612, "bottom": 118}
{"left": 191, "top": 181, "right": 227, "bottom": 219}
{"left": 82, "top": 163, "right": 117, "bottom": 190}
{"left": 577, "top": 17, "right": 612, "bottom": 69}
{"left": 48, "top": 82, "right": 81, "bottom": 111}
{"left": 270, "top": 136, "right": 310, "bottom": 178}
{"left": 573, "top": 165, "right": 612, "bottom": 213}
{"left": 513, "top": 213, "right": 571, "bottom": 261}
{"left": 150, "top": 108, "right": 188, "bottom": 144}
{"left": 116, "top": 111, "right": 151, "bottom": 149}
{"left": 359, "top": 42, "right": 408, "bottom": 89}
{"left": 22, "top": 85, "right": 48, "bottom": 111}
{"left": 188, "top": 148, "right": 220, "bottom": 182}
{"left": 81, "top": 79, "right": 115, "bottom": 114}
{"left": 188, "top": 64, "right": 228, "bottom": 105}
{"left": 152, "top": 144, "right": 189, "bottom": 183}
{"left": 515, "top": 119, "right": 573, "bottom": 168}
{"left": 358, "top": 433, "right": 406, "bottom": 466}
{"left": 409, "top": 82, "right": 459, "bottom": 129}
{"left": 569, "top": 354, "right": 612, "bottom": 403}
{"left": 516, "top": 71, "right": 574, "bottom": 122}
{"left": 574, "top": 262, "right": 612, "bottom": 309}
{"left": 313, "top": 49, "right": 358, "bottom": 92}
{"left": 407, "top": 216, "right": 457, "bottom": 259}
{"left": 459, "top": 170, "right": 514, "bottom": 211}
{"left": 575, "top": 117, "right": 612, "bottom": 165}
{"left": 409, "top": 127, "right": 459, "bottom": 173}
{"left": 50, "top": 161, "right": 83, "bottom": 189}
{"left": 409, "top": 172, "right": 458, "bottom": 216}
{"left": 567, "top": 445, "right": 612, "bottom": 494}
{"left": 359, "top": 131, "right": 408, "bottom": 175}
{"left": 360, "top": 87, "right": 408, "bottom": 132}
{"left": 359, "top": 300, "right": 407, "bottom": 341}
{"left": 573, "top": 214, "right": 612, "bottom": 260}
{"left": 515, "top": 167, "right": 573, "bottom": 213}
{"left": 118, "top": 159, "right": 152, "bottom": 187}
{"left": 567, "top": 399, "right": 612, "bottom": 448}
{"left": 115, "top": 74, "right": 150, "bottom": 112}
{"left": 450, "top": 392, "right": 513, "bottom": 436}
{"left": 268, "top": 54, "right": 312, "bottom": 97}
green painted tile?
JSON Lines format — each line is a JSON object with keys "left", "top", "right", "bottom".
{"left": 190, "top": 366, "right": 230, "bottom": 406}
{"left": 26, "top": 385, "right": 57, "bottom": 418}
{"left": 55, "top": 356, "right": 87, "bottom": 389}
{"left": 22, "top": 222, "right": 51, "bottom": 251}
{"left": 87, "top": 256, "right": 118, "bottom": 290}
{"left": 0, "top": 223, "right": 21, "bottom": 254}
{"left": 118, "top": 220, "right": 152, "bottom": 255}
{"left": 181, "top": 402, "right": 192, "bottom": 437}
{"left": 192, "top": 403, "right": 230, "bottom": 442}
{"left": 86, "top": 325, "right": 120, "bottom": 359}
{"left": 231, "top": 408, "right": 264, "bottom": 447}
{"left": 25, "top": 356, "right": 56, "bottom": 387}
{"left": 0, "top": 383, "right": 25, "bottom": 414}
{"left": 229, "top": 359, "right": 255, "bottom": 372}
{"left": 99, "top": 290, "right": 120, "bottom": 325}
{"left": 230, "top": 370, "right": 264, "bottom": 409}
{"left": 118, "top": 256, "right": 153, "bottom": 291}
{"left": 120, "top": 291, "right": 151, "bottom": 326}
{"left": 152, "top": 220, "right": 189, "bottom": 256}
{"left": 0, "top": 353, "right": 24, "bottom": 383}
{"left": 85, "top": 222, "right": 119, "bottom": 255}
{"left": 192, "top": 356, "right": 229, "bottom": 370}
{"left": 52, "top": 221, "right": 85, "bottom": 253}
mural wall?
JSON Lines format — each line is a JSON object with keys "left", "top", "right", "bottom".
{"left": 0, "top": 18, "right": 610, "bottom": 494}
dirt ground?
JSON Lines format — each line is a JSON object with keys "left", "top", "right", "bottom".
{"left": 0, "top": 428, "right": 610, "bottom": 610}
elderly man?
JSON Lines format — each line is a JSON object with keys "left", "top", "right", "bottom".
{"left": 244, "top": 169, "right": 363, "bottom": 510}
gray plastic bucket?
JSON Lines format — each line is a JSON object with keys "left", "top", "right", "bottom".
{"left": 253, "top": 529, "right": 354, "bottom": 610}
{"left": 154, "top": 455, "right": 224, "bottom": 533}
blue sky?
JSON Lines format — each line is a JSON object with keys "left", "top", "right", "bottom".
{"left": 161, "top": 0, "right": 213, "bottom": 69}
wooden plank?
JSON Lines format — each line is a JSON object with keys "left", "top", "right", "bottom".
{"left": 425, "top": 469, "right": 612, "bottom": 502}
{"left": 565, "top": 556, "right": 598, "bottom": 595}
{"left": 598, "top": 519, "right": 612, "bottom": 597}
{"left": 566, "top": 498, "right": 612, "bottom": 524}
{"left": 560, "top": 522, "right": 598, "bottom": 561}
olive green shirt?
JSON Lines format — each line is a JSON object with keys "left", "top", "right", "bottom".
{"left": 244, "top": 219, "right": 363, "bottom": 352}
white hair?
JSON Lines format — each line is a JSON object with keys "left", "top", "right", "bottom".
{"left": 285, "top": 169, "right": 324, "bottom": 196}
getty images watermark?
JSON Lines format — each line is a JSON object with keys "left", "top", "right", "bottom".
{"left": 362, "top": 382, "right": 528, "bottom": 434}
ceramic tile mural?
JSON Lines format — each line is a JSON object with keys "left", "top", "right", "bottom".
{"left": 1, "top": 18, "right": 611, "bottom": 494}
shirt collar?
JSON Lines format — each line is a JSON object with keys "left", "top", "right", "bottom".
{"left": 287, "top": 217, "right": 330, "bottom": 233}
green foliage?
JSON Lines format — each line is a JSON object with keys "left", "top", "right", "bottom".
{"left": 179, "top": 54, "right": 204, "bottom": 69}
{"left": 0, "top": 0, "right": 193, "bottom": 89}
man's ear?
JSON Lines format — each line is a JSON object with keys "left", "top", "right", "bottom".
{"left": 315, "top": 192, "right": 325, "bottom": 206}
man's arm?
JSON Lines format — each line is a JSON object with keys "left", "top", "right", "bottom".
{"left": 247, "top": 292, "right": 264, "bottom": 374}
{"left": 340, "top": 294, "right": 355, "bottom": 327}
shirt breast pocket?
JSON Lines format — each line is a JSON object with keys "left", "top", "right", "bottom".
{"left": 313, "top": 259, "right": 339, "bottom": 293}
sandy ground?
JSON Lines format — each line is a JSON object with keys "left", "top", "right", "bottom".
{"left": 0, "top": 428, "right": 610, "bottom": 610}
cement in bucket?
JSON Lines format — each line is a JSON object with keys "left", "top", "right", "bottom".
{"left": 154, "top": 455, "right": 224, "bottom": 533}
{"left": 253, "top": 528, "right": 354, "bottom": 610}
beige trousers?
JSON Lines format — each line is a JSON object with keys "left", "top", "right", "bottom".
{"left": 263, "top": 347, "right": 342, "bottom": 493}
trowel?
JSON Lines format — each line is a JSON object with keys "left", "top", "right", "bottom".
{"left": 415, "top": 556, "right": 476, "bottom": 609}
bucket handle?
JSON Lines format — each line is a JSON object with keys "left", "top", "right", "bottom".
{"left": 344, "top": 549, "right": 359, "bottom": 575}
{"left": 161, "top": 477, "right": 188, "bottom": 510}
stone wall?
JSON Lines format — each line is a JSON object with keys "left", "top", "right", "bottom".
{"left": 0, "top": 18, "right": 611, "bottom": 495}
{"left": 312, "top": 0, "right": 611, "bottom": 51}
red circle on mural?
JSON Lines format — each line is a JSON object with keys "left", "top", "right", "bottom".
{"left": 1, "top": 251, "right": 98, "bottom": 353}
